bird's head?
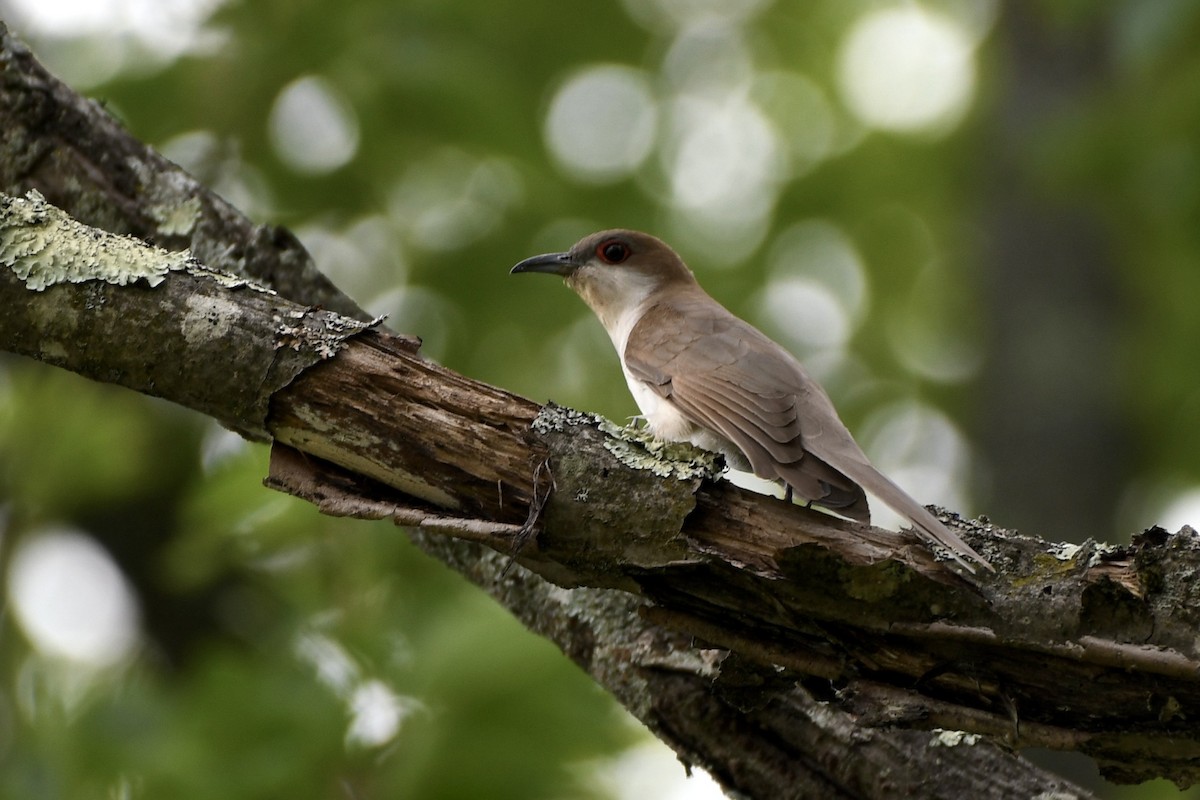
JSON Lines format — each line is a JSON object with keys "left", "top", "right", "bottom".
{"left": 511, "top": 230, "right": 695, "bottom": 325}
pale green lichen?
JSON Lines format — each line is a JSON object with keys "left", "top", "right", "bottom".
{"left": 273, "top": 308, "right": 386, "bottom": 359}
{"left": 599, "top": 422, "right": 721, "bottom": 480}
{"left": 598, "top": 417, "right": 721, "bottom": 475}
{"left": 0, "top": 191, "right": 286, "bottom": 299}
{"left": 1043, "top": 539, "right": 1124, "bottom": 569}
{"left": 929, "top": 729, "right": 980, "bottom": 748}
{"left": 1047, "top": 542, "right": 1082, "bottom": 561}
{"left": 1086, "top": 541, "right": 1124, "bottom": 560}
{"left": 188, "top": 261, "right": 274, "bottom": 292}
{"left": 531, "top": 404, "right": 604, "bottom": 435}
{"left": 149, "top": 195, "right": 202, "bottom": 237}
{"left": 0, "top": 191, "right": 190, "bottom": 291}
{"left": 531, "top": 404, "right": 720, "bottom": 481}
{"left": 128, "top": 155, "right": 202, "bottom": 240}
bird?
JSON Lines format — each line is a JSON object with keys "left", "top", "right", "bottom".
{"left": 511, "top": 229, "right": 993, "bottom": 573}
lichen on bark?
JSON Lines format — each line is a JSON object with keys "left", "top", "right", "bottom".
{"left": 0, "top": 190, "right": 191, "bottom": 290}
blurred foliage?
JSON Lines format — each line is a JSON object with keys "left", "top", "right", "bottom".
{"left": 3, "top": 0, "right": 1200, "bottom": 797}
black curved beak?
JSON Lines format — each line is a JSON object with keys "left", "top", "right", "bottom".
{"left": 510, "top": 251, "right": 576, "bottom": 276}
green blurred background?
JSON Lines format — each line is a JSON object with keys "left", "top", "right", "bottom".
{"left": 1, "top": 0, "right": 1199, "bottom": 797}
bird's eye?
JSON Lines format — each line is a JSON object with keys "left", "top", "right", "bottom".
{"left": 597, "top": 240, "right": 631, "bottom": 264}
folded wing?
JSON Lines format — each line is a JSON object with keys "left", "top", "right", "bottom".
{"left": 624, "top": 291, "right": 992, "bottom": 573}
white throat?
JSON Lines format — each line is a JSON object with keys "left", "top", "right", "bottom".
{"left": 567, "top": 267, "right": 660, "bottom": 353}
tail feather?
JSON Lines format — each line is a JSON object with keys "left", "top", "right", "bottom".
{"left": 850, "top": 461, "right": 992, "bottom": 573}
{"left": 790, "top": 458, "right": 993, "bottom": 573}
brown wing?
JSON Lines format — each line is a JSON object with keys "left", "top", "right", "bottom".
{"left": 624, "top": 293, "right": 870, "bottom": 520}
{"left": 624, "top": 291, "right": 993, "bottom": 573}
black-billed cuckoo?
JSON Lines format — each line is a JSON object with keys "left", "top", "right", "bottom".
{"left": 511, "top": 229, "right": 992, "bottom": 573}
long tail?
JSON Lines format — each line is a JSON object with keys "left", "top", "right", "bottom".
{"left": 831, "top": 460, "right": 994, "bottom": 574}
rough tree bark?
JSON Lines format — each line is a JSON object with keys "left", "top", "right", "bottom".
{"left": 3, "top": 21, "right": 1196, "bottom": 799}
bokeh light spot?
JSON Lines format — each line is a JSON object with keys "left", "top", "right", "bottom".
{"left": 768, "top": 220, "right": 868, "bottom": 320}
{"left": 346, "top": 680, "right": 412, "bottom": 748}
{"left": 269, "top": 75, "right": 360, "bottom": 174}
{"left": 756, "top": 221, "right": 868, "bottom": 357}
{"left": 667, "top": 94, "right": 780, "bottom": 212}
{"left": 1154, "top": 488, "right": 1200, "bottom": 534}
{"left": 295, "top": 632, "right": 422, "bottom": 751}
{"left": 620, "top": 0, "right": 773, "bottom": 33}
{"left": 837, "top": 7, "right": 976, "bottom": 135}
{"left": 4, "top": 0, "right": 228, "bottom": 79}
{"left": 592, "top": 740, "right": 727, "bottom": 800}
{"left": 861, "top": 401, "right": 972, "bottom": 528}
{"left": 544, "top": 65, "right": 659, "bottom": 183}
{"left": 367, "top": 286, "right": 462, "bottom": 363}
{"left": 8, "top": 527, "right": 140, "bottom": 667}
{"left": 753, "top": 71, "right": 837, "bottom": 173}
{"left": 389, "top": 150, "right": 524, "bottom": 251}
{"left": 660, "top": 92, "right": 784, "bottom": 264}
{"left": 758, "top": 279, "right": 849, "bottom": 352}
{"left": 298, "top": 215, "right": 408, "bottom": 306}
{"left": 661, "top": 25, "right": 755, "bottom": 95}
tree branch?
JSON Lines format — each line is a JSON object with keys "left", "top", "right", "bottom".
{"left": 4, "top": 19, "right": 1190, "bottom": 797}
{"left": 0, "top": 22, "right": 366, "bottom": 321}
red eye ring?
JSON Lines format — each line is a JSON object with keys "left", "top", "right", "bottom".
{"left": 597, "top": 240, "right": 631, "bottom": 264}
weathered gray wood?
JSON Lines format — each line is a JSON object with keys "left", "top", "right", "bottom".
{"left": 262, "top": 336, "right": 1200, "bottom": 786}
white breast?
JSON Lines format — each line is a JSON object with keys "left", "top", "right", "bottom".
{"left": 621, "top": 363, "right": 694, "bottom": 439}
{"left": 608, "top": 301, "right": 704, "bottom": 443}
{"left": 574, "top": 267, "right": 732, "bottom": 450}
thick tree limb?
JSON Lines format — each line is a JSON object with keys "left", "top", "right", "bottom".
{"left": 0, "top": 188, "right": 1180, "bottom": 797}
{"left": 3, "top": 19, "right": 1190, "bottom": 797}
